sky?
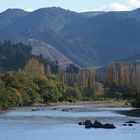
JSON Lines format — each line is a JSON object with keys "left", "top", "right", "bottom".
{"left": 0, "top": 0, "right": 140, "bottom": 12}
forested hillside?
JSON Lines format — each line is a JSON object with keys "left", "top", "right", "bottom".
{"left": 0, "top": 41, "right": 59, "bottom": 72}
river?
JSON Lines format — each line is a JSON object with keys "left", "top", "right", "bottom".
{"left": 0, "top": 104, "right": 140, "bottom": 140}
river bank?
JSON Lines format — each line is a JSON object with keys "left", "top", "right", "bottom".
{"left": 34, "top": 99, "right": 131, "bottom": 108}
{"left": 33, "top": 99, "right": 140, "bottom": 118}
{"left": 117, "top": 109, "right": 140, "bottom": 117}
{"left": 0, "top": 99, "right": 136, "bottom": 117}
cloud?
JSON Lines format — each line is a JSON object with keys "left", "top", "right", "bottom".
{"left": 94, "top": 3, "right": 130, "bottom": 11}
{"left": 128, "top": 0, "right": 140, "bottom": 9}
{"left": 84, "top": 0, "right": 140, "bottom": 12}
{"left": 25, "top": 8, "right": 35, "bottom": 12}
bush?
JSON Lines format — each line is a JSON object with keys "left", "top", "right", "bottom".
{"left": 0, "top": 88, "right": 22, "bottom": 110}
{"left": 114, "top": 92, "right": 122, "bottom": 99}
{"left": 43, "top": 83, "right": 61, "bottom": 103}
{"left": 62, "top": 87, "right": 81, "bottom": 101}
{"left": 105, "top": 85, "right": 137, "bottom": 99}
{"left": 94, "top": 82, "right": 104, "bottom": 97}
{"left": 131, "top": 97, "right": 140, "bottom": 108}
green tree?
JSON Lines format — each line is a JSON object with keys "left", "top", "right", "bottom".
{"left": 0, "top": 88, "right": 22, "bottom": 110}
{"left": 94, "top": 82, "right": 104, "bottom": 98}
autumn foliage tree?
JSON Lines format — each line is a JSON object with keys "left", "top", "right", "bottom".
{"left": 24, "top": 58, "right": 45, "bottom": 78}
{"left": 106, "top": 62, "right": 116, "bottom": 87}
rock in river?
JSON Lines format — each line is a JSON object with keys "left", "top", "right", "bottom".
{"left": 123, "top": 124, "right": 127, "bottom": 126}
{"left": 103, "top": 123, "right": 116, "bottom": 129}
{"left": 85, "top": 120, "right": 94, "bottom": 128}
{"left": 78, "top": 121, "right": 85, "bottom": 125}
{"left": 125, "top": 121, "right": 138, "bottom": 124}
{"left": 81, "top": 120, "right": 116, "bottom": 129}
{"left": 128, "top": 124, "right": 133, "bottom": 126}
{"left": 62, "top": 109, "right": 69, "bottom": 112}
{"left": 32, "top": 108, "right": 38, "bottom": 111}
{"left": 93, "top": 120, "right": 104, "bottom": 128}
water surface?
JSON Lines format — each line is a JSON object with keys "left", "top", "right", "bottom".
{"left": 0, "top": 104, "right": 140, "bottom": 140}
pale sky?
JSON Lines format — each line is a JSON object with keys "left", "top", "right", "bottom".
{"left": 0, "top": 0, "right": 140, "bottom": 12}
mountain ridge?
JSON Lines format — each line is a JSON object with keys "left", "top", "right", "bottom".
{"left": 1, "top": 7, "right": 140, "bottom": 67}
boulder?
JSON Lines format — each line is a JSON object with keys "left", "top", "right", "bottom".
{"left": 85, "top": 120, "right": 94, "bottom": 128}
{"left": 93, "top": 121, "right": 116, "bottom": 129}
{"left": 78, "top": 121, "right": 85, "bottom": 125}
{"left": 62, "top": 109, "right": 69, "bottom": 112}
{"left": 79, "top": 120, "right": 116, "bottom": 129}
{"left": 32, "top": 108, "right": 37, "bottom": 111}
{"left": 128, "top": 124, "right": 133, "bottom": 126}
{"left": 123, "top": 124, "right": 127, "bottom": 126}
{"left": 93, "top": 120, "right": 104, "bottom": 128}
{"left": 103, "top": 123, "right": 116, "bottom": 129}
{"left": 126, "top": 121, "right": 138, "bottom": 124}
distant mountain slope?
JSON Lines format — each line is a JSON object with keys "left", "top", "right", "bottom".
{"left": 127, "top": 8, "right": 140, "bottom": 21}
{"left": 21, "top": 28, "right": 98, "bottom": 67}
{"left": 0, "top": 9, "right": 28, "bottom": 30}
{"left": 80, "top": 11, "right": 105, "bottom": 17}
{"left": 119, "top": 53, "right": 140, "bottom": 63}
{"left": 0, "top": 8, "right": 98, "bottom": 67}
{"left": 62, "top": 12, "right": 140, "bottom": 65}
{"left": 1, "top": 7, "right": 140, "bottom": 67}
{"left": 0, "top": 7, "right": 80, "bottom": 38}
{"left": 27, "top": 38, "right": 72, "bottom": 67}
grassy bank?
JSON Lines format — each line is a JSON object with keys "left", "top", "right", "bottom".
{"left": 32, "top": 99, "right": 131, "bottom": 108}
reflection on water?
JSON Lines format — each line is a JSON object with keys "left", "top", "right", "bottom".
{"left": 0, "top": 104, "right": 140, "bottom": 140}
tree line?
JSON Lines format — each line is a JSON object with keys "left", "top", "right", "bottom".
{"left": 0, "top": 58, "right": 104, "bottom": 110}
{"left": 0, "top": 41, "right": 104, "bottom": 110}
{"left": 0, "top": 41, "right": 140, "bottom": 110}
{"left": 96, "top": 61, "right": 140, "bottom": 106}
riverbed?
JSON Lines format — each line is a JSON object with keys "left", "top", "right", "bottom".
{"left": 0, "top": 104, "right": 140, "bottom": 140}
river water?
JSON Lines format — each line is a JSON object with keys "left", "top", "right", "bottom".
{"left": 0, "top": 104, "right": 140, "bottom": 140}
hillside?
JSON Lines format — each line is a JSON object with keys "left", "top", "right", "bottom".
{"left": 0, "top": 8, "right": 98, "bottom": 67}
{"left": 119, "top": 53, "right": 140, "bottom": 63}
{"left": 79, "top": 11, "right": 105, "bottom": 17}
{"left": 28, "top": 39, "right": 72, "bottom": 67}
{"left": 62, "top": 12, "right": 140, "bottom": 65}
{"left": 127, "top": 8, "right": 140, "bottom": 21}
{"left": 0, "top": 7, "right": 140, "bottom": 67}
{"left": 0, "top": 9, "right": 28, "bottom": 30}
{"left": 0, "top": 41, "right": 59, "bottom": 72}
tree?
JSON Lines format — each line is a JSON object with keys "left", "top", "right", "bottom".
{"left": 1, "top": 71, "right": 41, "bottom": 105}
{"left": 63, "top": 87, "right": 81, "bottom": 101}
{"left": 119, "top": 63, "right": 130, "bottom": 87}
{"left": 94, "top": 82, "right": 104, "bottom": 97}
{"left": 0, "top": 88, "right": 22, "bottom": 110}
{"left": 84, "top": 68, "right": 95, "bottom": 97}
{"left": 106, "top": 62, "right": 116, "bottom": 87}
{"left": 24, "top": 58, "right": 45, "bottom": 78}
{"left": 0, "top": 78, "right": 4, "bottom": 89}
{"left": 43, "top": 81, "right": 61, "bottom": 103}
{"left": 0, "top": 40, "right": 32, "bottom": 71}
{"left": 66, "top": 64, "right": 79, "bottom": 74}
